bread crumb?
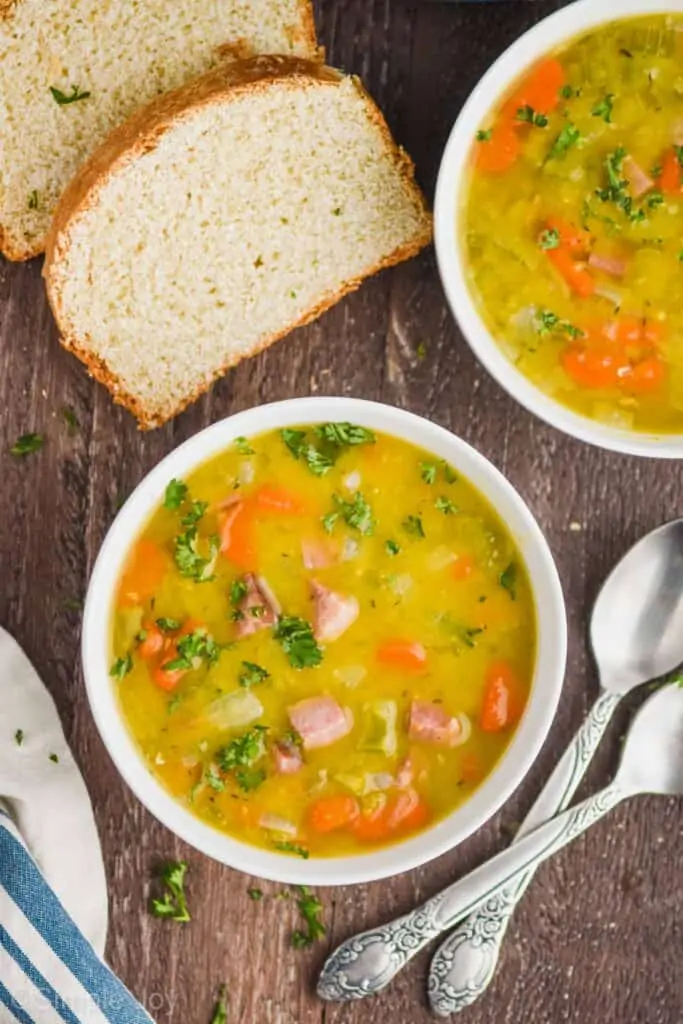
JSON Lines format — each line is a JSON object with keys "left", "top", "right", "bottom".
{"left": 569, "top": 521, "right": 583, "bottom": 532}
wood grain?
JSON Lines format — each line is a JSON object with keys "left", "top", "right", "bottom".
{"left": 1, "top": 1, "right": 682, "bottom": 1021}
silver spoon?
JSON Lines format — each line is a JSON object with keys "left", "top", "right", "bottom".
{"left": 427, "top": 517, "right": 683, "bottom": 1015}
{"left": 319, "top": 683, "right": 683, "bottom": 1003}
{"left": 317, "top": 518, "right": 683, "bottom": 1004}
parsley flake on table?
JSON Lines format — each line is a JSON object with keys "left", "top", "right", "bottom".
{"left": 14, "top": 729, "right": 24, "bottom": 746}
{"left": 10, "top": 433, "right": 44, "bottom": 457}
{"left": 209, "top": 985, "right": 228, "bottom": 1024}
{"left": 291, "top": 886, "right": 326, "bottom": 948}
{"left": 402, "top": 514, "right": 425, "bottom": 539}
{"left": 547, "top": 122, "right": 581, "bottom": 160}
{"left": 239, "top": 661, "right": 270, "bottom": 687}
{"left": 61, "top": 406, "right": 80, "bottom": 436}
{"left": 50, "top": 84, "right": 91, "bottom": 105}
{"left": 164, "top": 478, "right": 188, "bottom": 510}
{"left": 49, "top": 753, "right": 59, "bottom": 764}
{"left": 150, "top": 860, "right": 191, "bottom": 923}
{"left": 109, "top": 652, "right": 133, "bottom": 681}
{"left": 247, "top": 887, "right": 263, "bottom": 901}
{"left": 274, "top": 616, "right": 323, "bottom": 669}
{"left": 500, "top": 562, "right": 518, "bottom": 600}
{"left": 27, "top": 190, "right": 39, "bottom": 210}
{"left": 592, "top": 94, "right": 614, "bottom": 123}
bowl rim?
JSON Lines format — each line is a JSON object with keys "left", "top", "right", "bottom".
{"left": 82, "top": 396, "right": 567, "bottom": 885}
{"left": 434, "top": 0, "right": 683, "bottom": 459}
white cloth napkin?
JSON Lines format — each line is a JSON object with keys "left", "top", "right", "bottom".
{"left": 0, "top": 627, "right": 108, "bottom": 954}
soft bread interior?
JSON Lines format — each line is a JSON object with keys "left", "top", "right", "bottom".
{"left": 46, "top": 73, "right": 431, "bottom": 426}
{"left": 0, "top": 0, "right": 316, "bottom": 258}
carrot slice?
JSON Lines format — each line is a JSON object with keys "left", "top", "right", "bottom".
{"left": 601, "top": 316, "right": 643, "bottom": 347}
{"left": 481, "top": 662, "right": 518, "bottom": 733}
{"left": 254, "top": 485, "right": 306, "bottom": 515}
{"left": 119, "top": 540, "right": 167, "bottom": 606}
{"left": 476, "top": 122, "right": 520, "bottom": 174}
{"left": 220, "top": 501, "right": 257, "bottom": 570}
{"left": 659, "top": 149, "right": 681, "bottom": 195}
{"left": 547, "top": 246, "right": 595, "bottom": 297}
{"left": 622, "top": 355, "right": 666, "bottom": 394}
{"left": 377, "top": 640, "right": 428, "bottom": 673}
{"left": 451, "top": 555, "right": 474, "bottom": 581}
{"left": 505, "top": 58, "right": 565, "bottom": 117}
{"left": 138, "top": 624, "right": 165, "bottom": 659}
{"left": 385, "top": 789, "right": 429, "bottom": 832}
{"left": 353, "top": 807, "right": 392, "bottom": 842}
{"left": 642, "top": 320, "right": 666, "bottom": 346}
{"left": 544, "top": 217, "right": 591, "bottom": 255}
{"left": 153, "top": 660, "right": 186, "bottom": 692}
{"left": 561, "top": 345, "right": 624, "bottom": 389}
{"left": 309, "top": 794, "right": 360, "bottom": 833}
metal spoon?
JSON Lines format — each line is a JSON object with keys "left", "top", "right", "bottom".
{"left": 319, "top": 683, "right": 683, "bottom": 1003}
{"left": 427, "top": 517, "right": 683, "bottom": 1015}
{"left": 317, "top": 519, "right": 683, "bottom": 1005}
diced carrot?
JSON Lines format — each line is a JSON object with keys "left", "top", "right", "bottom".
{"left": 460, "top": 752, "right": 484, "bottom": 784}
{"left": 309, "top": 794, "right": 360, "bottom": 833}
{"left": 642, "top": 320, "right": 666, "bottom": 346}
{"left": 119, "top": 540, "right": 167, "bottom": 606}
{"left": 385, "top": 788, "right": 429, "bottom": 832}
{"left": 481, "top": 662, "right": 518, "bottom": 733}
{"left": 451, "top": 555, "right": 474, "bottom": 581}
{"left": 622, "top": 355, "right": 666, "bottom": 394}
{"left": 353, "top": 807, "right": 392, "bottom": 842}
{"left": 659, "top": 149, "right": 682, "bottom": 195}
{"left": 220, "top": 501, "right": 258, "bottom": 570}
{"left": 561, "top": 345, "right": 625, "bottom": 389}
{"left": 504, "top": 58, "right": 565, "bottom": 117}
{"left": 254, "top": 485, "right": 306, "bottom": 515}
{"left": 138, "top": 624, "right": 165, "bottom": 659}
{"left": 545, "top": 216, "right": 591, "bottom": 255}
{"left": 153, "top": 660, "right": 186, "bottom": 692}
{"left": 476, "top": 122, "right": 520, "bottom": 174}
{"left": 547, "top": 246, "right": 595, "bottom": 297}
{"left": 601, "top": 316, "right": 643, "bottom": 347}
{"left": 376, "top": 639, "right": 428, "bottom": 673}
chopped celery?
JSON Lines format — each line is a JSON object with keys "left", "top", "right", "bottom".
{"left": 358, "top": 700, "right": 397, "bottom": 757}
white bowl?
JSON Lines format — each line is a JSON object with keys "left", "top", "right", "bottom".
{"left": 82, "top": 397, "right": 566, "bottom": 885}
{"left": 435, "top": 0, "right": 683, "bottom": 458}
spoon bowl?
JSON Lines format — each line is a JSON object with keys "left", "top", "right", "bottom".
{"left": 617, "top": 683, "right": 683, "bottom": 796}
{"left": 591, "top": 519, "right": 683, "bottom": 693}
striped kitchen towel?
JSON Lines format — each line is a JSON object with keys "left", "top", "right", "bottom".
{"left": 0, "top": 628, "right": 155, "bottom": 1023}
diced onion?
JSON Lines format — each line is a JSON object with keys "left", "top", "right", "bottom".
{"left": 426, "top": 546, "right": 456, "bottom": 572}
{"left": 389, "top": 573, "right": 413, "bottom": 597}
{"left": 343, "top": 471, "right": 361, "bottom": 491}
{"left": 259, "top": 813, "right": 297, "bottom": 837}
{"left": 341, "top": 538, "right": 360, "bottom": 561}
{"left": 255, "top": 575, "right": 281, "bottom": 615}
{"left": 237, "top": 461, "right": 255, "bottom": 486}
{"left": 205, "top": 690, "right": 264, "bottom": 730}
{"left": 452, "top": 713, "right": 472, "bottom": 748}
{"left": 333, "top": 665, "right": 367, "bottom": 688}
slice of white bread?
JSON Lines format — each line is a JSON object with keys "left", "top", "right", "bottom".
{"left": 44, "top": 56, "right": 432, "bottom": 428}
{"left": 0, "top": 0, "right": 318, "bottom": 260}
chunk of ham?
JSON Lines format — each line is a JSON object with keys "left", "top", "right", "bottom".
{"left": 287, "top": 696, "right": 353, "bottom": 750}
{"left": 396, "top": 756, "right": 414, "bottom": 789}
{"left": 624, "top": 155, "right": 654, "bottom": 198}
{"left": 408, "top": 700, "right": 465, "bottom": 748}
{"left": 273, "top": 738, "right": 304, "bottom": 775}
{"left": 310, "top": 580, "right": 359, "bottom": 643}
{"left": 588, "top": 252, "right": 627, "bottom": 278}
{"left": 301, "top": 538, "right": 336, "bottom": 570}
{"left": 234, "top": 573, "right": 279, "bottom": 638}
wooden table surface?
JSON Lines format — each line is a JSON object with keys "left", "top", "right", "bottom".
{"left": 2, "top": 1, "right": 683, "bottom": 1021}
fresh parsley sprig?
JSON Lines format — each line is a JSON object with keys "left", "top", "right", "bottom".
{"left": 274, "top": 616, "right": 322, "bottom": 669}
{"left": 150, "top": 861, "right": 191, "bottom": 922}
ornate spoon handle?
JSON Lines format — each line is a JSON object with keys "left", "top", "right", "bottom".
{"left": 317, "top": 777, "right": 626, "bottom": 1003}
{"left": 427, "top": 690, "right": 621, "bottom": 1016}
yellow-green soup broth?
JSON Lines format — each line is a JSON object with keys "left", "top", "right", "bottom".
{"left": 110, "top": 424, "right": 536, "bottom": 858}
{"left": 464, "top": 14, "right": 683, "bottom": 433}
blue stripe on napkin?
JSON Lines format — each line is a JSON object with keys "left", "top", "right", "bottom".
{"left": 0, "top": 817, "right": 154, "bottom": 1024}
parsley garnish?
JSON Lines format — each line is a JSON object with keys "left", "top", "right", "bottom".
{"left": 156, "top": 617, "right": 181, "bottom": 632}
{"left": 314, "top": 422, "right": 376, "bottom": 447}
{"left": 281, "top": 423, "right": 374, "bottom": 477}
{"left": 516, "top": 104, "right": 548, "bottom": 128}
{"left": 49, "top": 753, "right": 59, "bottom": 764}
{"left": 592, "top": 94, "right": 614, "bottom": 123}
{"left": 538, "top": 227, "right": 560, "bottom": 251}
{"left": 109, "top": 653, "right": 133, "bottom": 681}
{"left": 442, "top": 461, "right": 457, "bottom": 484}
{"left": 61, "top": 406, "right": 80, "bottom": 435}
{"left": 234, "top": 436, "right": 255, "bottom": 455}
{"left": 324, "top": 492, "right": 375, "bottom": 536}
{"left": 595, "top": 148, "right": 650, "bottom": 224}
{"left": 416, "top": 341, "right": 427, "bottom": 361}
{"left": 164, "top": 478, "right": 188, "bottom": 509}
{"left": 209, "top": 985, "right": 228, "bottom": 1024}
{"left": 385, "top": 539, "right": 400, "bottom": 556}
{"left": 162, "top": 628, "right": 220, "bottom": 672}
{"left": 10, "top": 433, "right": 43, "bottom": 457}
{"left": 547, "top": 123, "right": 581, "bottom": 160}
{"left": 476, "top": 128, "right": 493, "bottom": 142}
{"left": 420, "top": 461, "right": 437, "bottom": 484}
{"left": 239, "top": 661, "right": 270, "bottom": 687}
{"left": 248, "top": 887, "right": 263, "bottom": 901}
{"left": 230, "top": 579, "right": 248, "bottom": 605}
{"left": 50, "top": 84, "right": 91, "bottom": 105}
{"left": 274, "top": 616, "right": 323, "bottom": 669}
{"left": 204, "top": 765, "right": 225, "bottom": 791}
{"left": 292, "top": 886, "right": 326, "bottom": 948}
{"left": 174, "top": 529, "right": 219, "bottom": 582}
{"left": 27, "top": 190, "right": 39, "bottom": 210}
{"left": 274, "top": 841, "right": 309, "bottom": 859}
{"left": 559, "top": 84, "right": 576, "bottom": 99}
{"left": 217, "top": 726, "right": 267, "bottom": 772}
{"left": 14, "top": 729, "right": 24, "bottom": 746}
{"left": 235, "top": 767, "right": 266, "bottom": 792}
{"left": 435, "top": 496, "right": 458, "bottom": 515}
{"left": 402, "top": 514, "right": 425, "bottom": 539}
{"left": 180, "top": 500, "right": 208, "bottom": 528}
{"left": 535, "top": 309, "right": 582, "bottom": 339}
{"left": 150, "top": 861, "right": 190, "bottom": 922}
{"left": 500, "top": 562, "right": 517, "bottom": 600}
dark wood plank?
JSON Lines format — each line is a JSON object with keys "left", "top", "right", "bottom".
{"left": 2, "top": 1, "right": 683, "bottom": 1022}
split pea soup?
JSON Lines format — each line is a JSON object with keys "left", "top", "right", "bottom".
{"left": 110, "top": 423, "right": 536, "bottom": 858}
{"left": 464, "top": 14, "right": 683, "bottom": 434}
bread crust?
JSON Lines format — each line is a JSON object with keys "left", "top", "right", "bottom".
{"left": 0, "top": 2, "right": 320, "bottom": 260}
{"left": 44, "top": 56, "right": 432, "bottom": 429}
